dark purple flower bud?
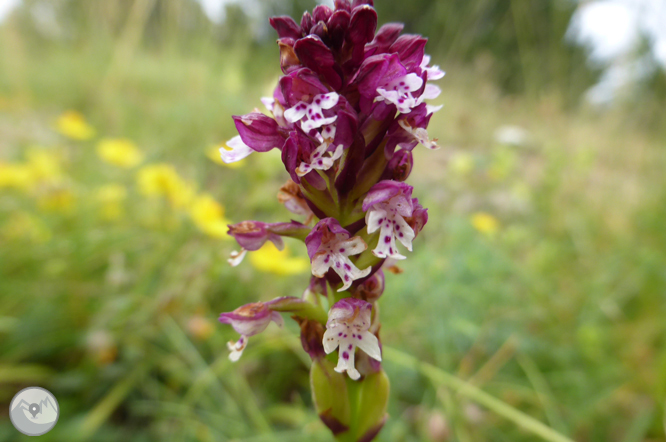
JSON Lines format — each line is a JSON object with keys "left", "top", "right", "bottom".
{"left": 334, "top": 131, "right": 365, "bottom": 196}
{"left": 313, "top": 5, "right": 333, "bottom": 23}
{"left": 282, "top": 130, "right": 315, "bottom": 184}
{"left": 382, "top": 148, "right": 413, "bottom": 182}
{"left": 405, "top": 198, "right": 428, "bottom": 236}
{"left": 346, "top": 5, "right": 378, "bottom": 67}
{"left": 279, "top": 67, "right": 330, "bottom": 108}
{"left": 354, "top": 53, "right": 406, "bottom": 99}
{"left": 353, "top": 269, "right": 384, "bottom": 302}
{"left": 310, "top": 21, "right": 328, "bottom": 41}
{"left": 294, "top": 35, "right": 343, "bottom": 90}
{"left": 334, "top": 0, "right": 352, "bottom": 13}
{"left": 389, "top": 34, "right": 428, "bottom": 71}
{"left": 347, "top": 5, "right": 377, "bottom": 45}
{"left": 232, "top": 113, "right": 284, "bottom": 152}
{"left": 327, "top": 10, "right": 351, "bottom": 50}
{"left": 278, "top": 37, "right": 301, "bottom": 73}
{"left": 301, "top": 11, "right": 314, "bottom": 35}
{"left": 365, "top": 23, "right": 404, "bottom": 56}
{"left": 333, "top": 109, "right": 358, "bottom": 150}
{"left": 269, "top": 15, "right": 302, "bottom": 39}
{"left": 296, "top": 317, "right": 327, "bottom": 359}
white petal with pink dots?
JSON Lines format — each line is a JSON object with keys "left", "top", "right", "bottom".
{"left": 284, "top": 93, "right": 340, "bottom": 132}
{"left": 311, "top": 236, "right": 371, "bottom": 291}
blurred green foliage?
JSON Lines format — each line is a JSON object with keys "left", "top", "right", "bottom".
{"left": 1, "top": 0, "right": 665, "bottom": 441}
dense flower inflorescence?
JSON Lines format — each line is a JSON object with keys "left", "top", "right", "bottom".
{"left": 217, "top": 1, "right": 442, "bottom": 439}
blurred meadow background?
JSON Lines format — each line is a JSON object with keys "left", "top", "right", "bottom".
{"left": 1, "top": 0, "right": 665, "bottom": 441}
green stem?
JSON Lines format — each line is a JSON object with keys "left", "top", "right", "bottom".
{"left": 383, "top": 346, "right": 576, "bottom": 442}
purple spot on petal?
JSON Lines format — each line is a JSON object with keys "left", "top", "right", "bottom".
{"left": 339, "top": 248, "right": 345, "bottom": 253}
{"left": 384, "top": 236, "right": 391, "bottom": 243}
{"left": 344, "top": 264, "right": 351, "bottom": 271}
{"left": 336, "top": 262, "right": 341, "bottom": 268}
{"left": 358, "top": 335, "right": 362, "bottom": 340}
{"left": 344, "top": 334, "right": 347, "bottom": 338}
{"left": 349, "top": 344, "right": 353, "bottom": 350}
{"left": 344, "top": 275, "right": 350, "bottom": 281}
{"left": 342, "top": 351, "right": 349, "bottom": 360}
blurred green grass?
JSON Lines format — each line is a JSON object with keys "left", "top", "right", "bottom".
{"left": 1, "top": 1, "right": 666, "bottom": 441}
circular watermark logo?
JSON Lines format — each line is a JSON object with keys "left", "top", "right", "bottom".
{"left": 9, "top": 387, "right": 59, "bottom": 436}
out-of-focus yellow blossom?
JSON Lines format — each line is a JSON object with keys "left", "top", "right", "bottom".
{"left": 37, "top": 187, "right": 76, "bottom": 213}
{"left": 55, "top": 110, "right": 96, "bottom": 140}
{"left": 0, "top": 162, "right": 34, "bottom": 190}
{"left": 187, "top": 315, "right": 215, "bottom": 340}
{"left": 450, "top": 152, "right": 475, "bottom": 176}
{"left": 207, "top": 146, "right": 245, "bottom": 168}
{"left": 249, "top": 242, "right": 310, "bottom": 275}
{"left": 189, "top": 194, "right": 232, "bottom": 239}
{"left": 1, "top": 211, "right": 51, "bottom": 243}
{"left": 25, "top": 148, "right": 64, "bottom": 183}
{"left": 96, "top": 184, "right": 127, "bottom": 220}
{"left": 0, "top": 148, "right": 64, "bottom": 192}
{"left": 136, "top": 163, "right": 195, "bottom": 209}
{"left": 488, "top": 146, "right": 517, "bottom": 181}
{"left": 97, "top": 138, "right": 144, "bottom": 168}
{"left": 471, "top": 212, "right": 499, "bottom": 236}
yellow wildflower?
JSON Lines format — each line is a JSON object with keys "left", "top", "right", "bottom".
{"left": 0, "top": 162, "right": 34, "bottom": 191}
{"left": 25, "top": 148, "right": 64, "bottom": 183}
{"left": 37, "top": 187, "right": 76, "bottom": 213}
{"left": 471, "top": 212, "right": 499, "bottom": 236}
{"left": 136, "top": 163, "right": 195, "bottom": 209}
{"left": 249, "top": 242, "right": 310, "bottom": 275}
{"left": 1, "top": 211, "right": 51, "bottom": 243}
{"left": 96, "top": 184, "right": 127, "bottom": 220}
{"left": 450, "top": 152, "right": 475, "bottom": 176}
{"left": 55, "top": 110, "right": 96, "bottom": 140}
{"left": 97, "top": 138, "right": 144, "bottom": 168}
{"left": 207, "top": 145, "right": 245, "bottom": 168}
{"left": 189, "top": 194, "right": 232, "bottom": 239}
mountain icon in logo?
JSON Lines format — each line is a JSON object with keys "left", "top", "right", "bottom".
{"left": 9, "top": 387, "right": 59, "bottom": 436}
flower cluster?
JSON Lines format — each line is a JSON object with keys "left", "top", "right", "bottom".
{"left": 217, "top": 1, "right": 441, "bottom": 439}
